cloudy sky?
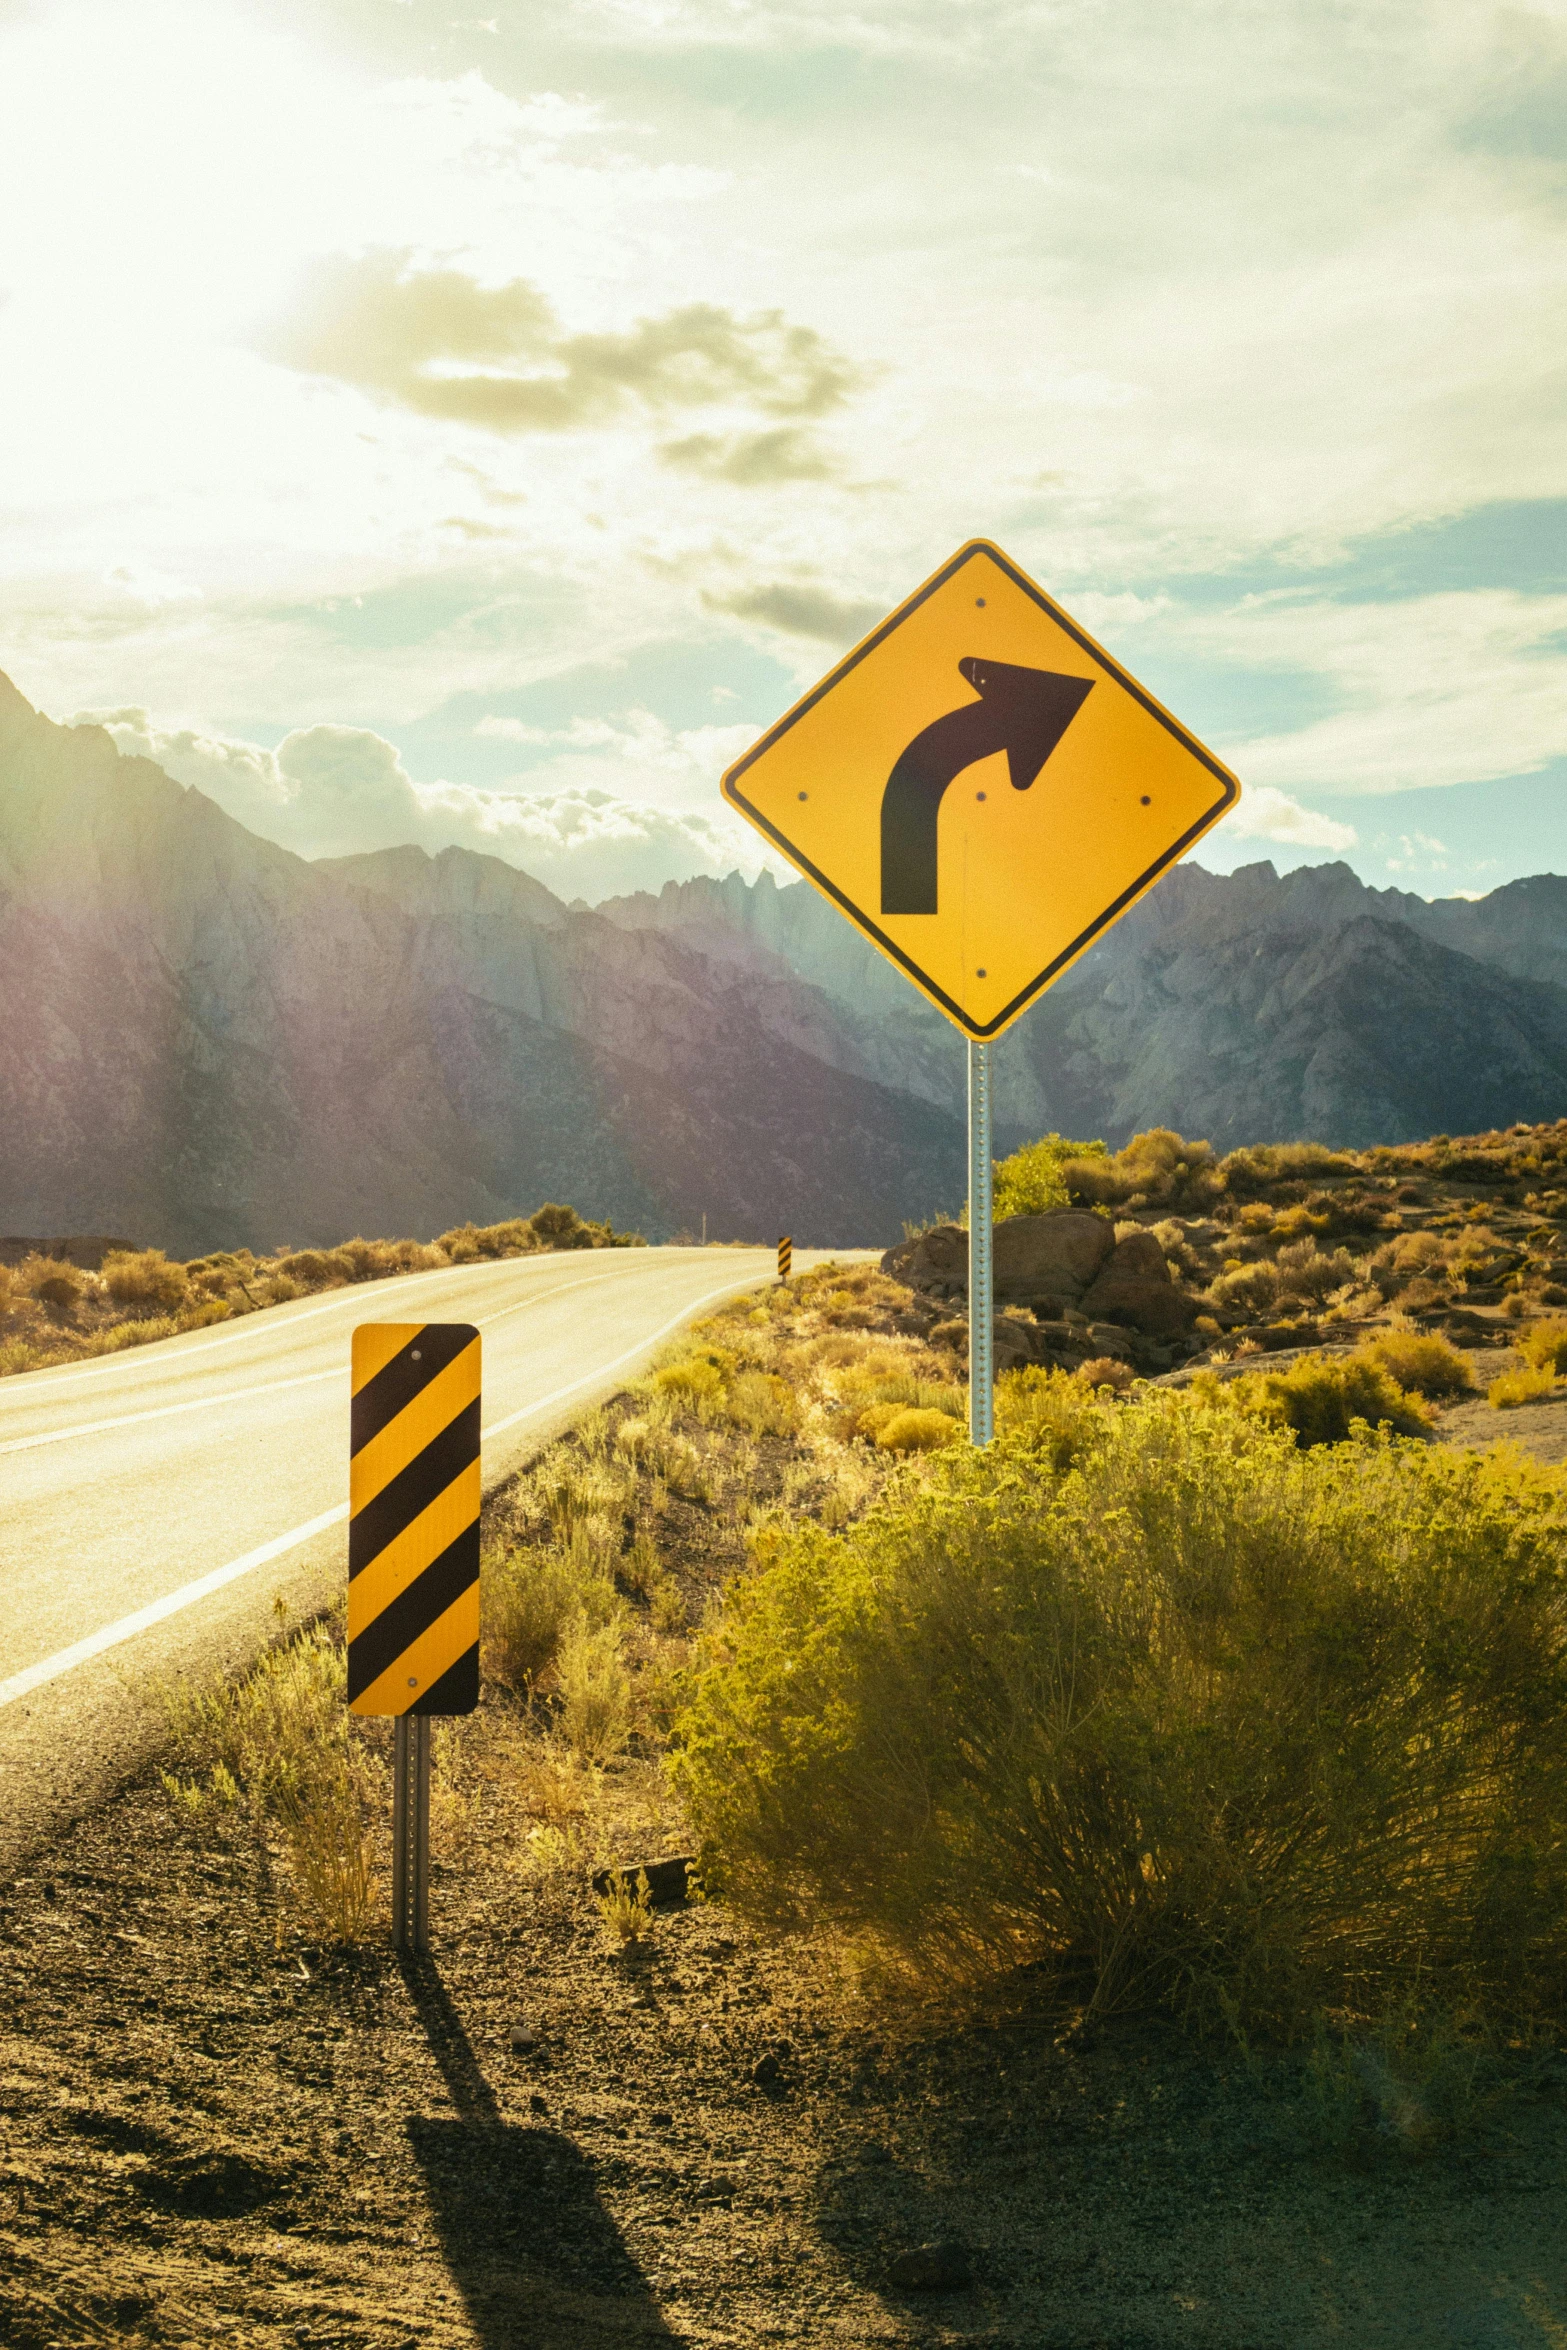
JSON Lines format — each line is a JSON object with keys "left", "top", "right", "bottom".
{"left": 0, "top": 0, "right": 1562, "bottom": 904}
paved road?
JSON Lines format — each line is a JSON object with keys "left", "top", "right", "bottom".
{"left": 0, "top": 1245, "right": 838, "bottom": 1875}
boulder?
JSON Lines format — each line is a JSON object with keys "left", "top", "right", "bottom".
{"left": 882, "top": 1211, "right": 1114, "bottom": 1308}
{"left": 1079, "top": 1234, "right": 1196, "bottom": 1337}
{"left": 881, "top": 1224, "right": 968, "bottom": 1294}
{"left": 994, "top": 1211, "right": 1115, "bottom": 1304}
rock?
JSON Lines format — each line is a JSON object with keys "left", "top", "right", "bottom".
{"left": 1085, "top": 1322, "right": 1136, "bottom": 1361}
{"left": 1079, "top": 1235, "right": 1196, "bottom": 1337}
{"left": 529, "top": 2092, "right": 549, "bottom": 2114}
{"left": 509, "top": 2022, "right": 538, "bottom": 2054}
{"left": 888, "top": 2241, "right": 974, "bottom": 2293}
{"left": 751, "top": 2053, "right": 783, "bottom": 2088}
{"left": 589, "top": 1855, "right": 695, "bottom": 1908}
{"left": 881, "top": 1224, "right": 968, "bottom": 1291}
{"left": 994, "top": 1211, "right": 1115, "bottom": 1304}
{"left": 883, "top": 1211, "right": 1114, "bottom": 1310}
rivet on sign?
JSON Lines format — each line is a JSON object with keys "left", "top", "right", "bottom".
{"left": 977, "top": 967, "right": 987, "bottom": 977}
{"left": 411, "top": 1348, "right": 421, "bottom": 1360}
{"left": 408, "top": 1676, "right": 418, "bottom": 1688}
{"left": 975, "top": 597, "right": 986, "bottom": 607}
{"left": 976, "top": 790, "right": 987, "bottom": 801}
{"left": 798, "top": 791, "right": 808, "bottom": 800}
{"left": 1140, "top": 795, "right": 1151, "bottom": 806}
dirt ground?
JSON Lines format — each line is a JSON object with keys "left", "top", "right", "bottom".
{"left": 7, "top": 1742, "right": 1567, "bottom": 2350}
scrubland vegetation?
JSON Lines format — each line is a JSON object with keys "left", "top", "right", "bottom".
{"left": 0, "top": 1201, "right": 643, "bottom": 1378}
{"left": 159, "top": 1175, "right": 1567, "bottom": 2064}
{"left": 20, "top": 1145, "right": 1567, "bottom": 2344}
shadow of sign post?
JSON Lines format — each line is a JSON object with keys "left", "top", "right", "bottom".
{"left": 401, "top": 1956, "right": 676, "bottom": 2348}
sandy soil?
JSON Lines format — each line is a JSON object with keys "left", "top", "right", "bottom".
{"left": 7, "top": 1723, "right": 1567, "bottom": 2350}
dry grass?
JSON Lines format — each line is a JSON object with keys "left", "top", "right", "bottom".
{"left": 0, "top": 1200, "right": 647, "bottom": 1382}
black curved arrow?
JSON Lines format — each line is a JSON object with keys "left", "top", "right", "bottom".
{"left": 880, "top": 656, "right": 1094, "bottom": 915}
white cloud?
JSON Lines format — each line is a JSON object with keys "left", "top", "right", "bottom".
{"left": 76, "top": 704, "right": 781, "bottom": 900}
{"left": 1218, "top": 785, "right": 1358, "bottom": 852}
{"left": 1214, "top": 590, "right": 1567, "bottom": 796}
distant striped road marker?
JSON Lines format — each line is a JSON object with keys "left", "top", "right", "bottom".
{"left": 777, "top": 1236, "right": 792, "bottom": 1283}
{"left": 349, "top": 1323, "right": 481, "bottom": 1718}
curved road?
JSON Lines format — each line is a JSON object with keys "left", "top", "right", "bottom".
{"left": 0, "top": 1245, "right": 840, "bottom": 1874}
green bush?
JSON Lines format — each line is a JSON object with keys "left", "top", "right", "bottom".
{"left": 674, "top": 1400, "right": 1567, "bottom": 2029}
{"left": 992, "top": 1133, "right": 1106, "bottom": 1220}
{"left": 1202, "top": 1354, "right": 1432, "bottom": 1447}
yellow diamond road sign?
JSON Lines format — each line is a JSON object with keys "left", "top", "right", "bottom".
{"left": 721, "top": 540, "right": 1240, "bottom": 1040}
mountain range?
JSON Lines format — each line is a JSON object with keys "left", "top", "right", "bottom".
{"left": 1, "top": 669, "right": 1563, "bottom": 1253}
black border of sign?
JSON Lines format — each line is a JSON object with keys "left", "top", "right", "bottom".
{"left": 720, "top": 538, "right": 1241, "bottom": 1039}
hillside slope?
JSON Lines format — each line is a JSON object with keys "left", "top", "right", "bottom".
{"left": 0, "top": 677, "right": 961, "bottom": 1252}
{"left": 598, "top": 861, "right": 1567, "bottom": 1147}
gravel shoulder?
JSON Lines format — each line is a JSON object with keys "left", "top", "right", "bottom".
{"left": 7, "top": 1751, "right": 1567, "bottom": 2350}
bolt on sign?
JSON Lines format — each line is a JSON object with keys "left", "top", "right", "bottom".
{"left": 348, "top": 1324, "right": 481, "bottom": 1716}
{"left": 721, "top": 540, "right": 1240, "bottom": 1041}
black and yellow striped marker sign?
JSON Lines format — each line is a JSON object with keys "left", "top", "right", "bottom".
{"left": 777, "top": 1236, "right": 792, "bottom": 1282}
{"left": 349, "top": 1323, "right": 481, "bottom": 1716}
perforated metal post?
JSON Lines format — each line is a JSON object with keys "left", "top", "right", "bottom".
{"left": 968, "top": 1039, "right": 994, "bottom": 1446}
{"left": 392, "top": 1713, "right": 431, "bottom": 1953}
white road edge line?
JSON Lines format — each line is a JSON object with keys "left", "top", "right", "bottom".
{"left": 0, "top": 1507, "right": 350, "bottom": 1712}
{"left": 0, "top": 1265, "right": 774, "bottom": 1712}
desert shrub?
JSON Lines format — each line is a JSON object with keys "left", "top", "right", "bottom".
{"left": 1221, "top": 1141, "right": 1357, "bottom": 1195}
{"left": 1519, "top": 1320, "right": 1567, "bottom": 1376}
{"left": 992, "top": 1133, "right": 1106, "bottom": 1220}
{"left": 1063, "top": 1129, "right": 1221, "bottom": 1211}
{"left": 158, "top": 1621, "right": 380, "bottom": 1942}
{"left": 1358, "top": 1328, "right": 1475, "bottom": 1401}
{"left": 1076, "top": 1356, "right": 1136, "bottom": 1395}
{"left": 1206, "top": 1261, "right": 1280, "bottom": 1316}
{"left": 1490, "top": 1366, "right": 1558, "bottom": 1409}
{"left": 558, "top": 1617, "right": 632, "bottom": 1762}
{"left": 1207, "top": 1355, "right": 1432, "bottom": 1448}
{"left": 876, "top": 1406, "right": 961, "bottom": 1453}
{"left": 0, "top": 1265, "right": 13, "bottom": 1311}
{"left": 20, "top": 1255, "right": 85, "bottom": 1312}
{"left": 1273, "top": 1239, "right": 1358, "bottom": 1301}
{"left": 483, "top": 1543, "right": 613, "bottom": 1691}
{"left": 1368, "top": 1232, "right": 1452, "bottom": 1295}
{"left": 674, "top": 1401, "right": 1567, "bottom": 2029}
{"left": 653, "top": 1357, "right": 724, "bottom": 1403}
{"left": 529, "top": 1202, "right": 594, "bottom": 1250}
{"left": 101, "top": 1247, "right": 188, "bottom": 1312}
{"left": 994, "top": 1366, "right": 1110, "bottom": 1469}
{"left": 275, "top": 1248, "right": 344, "bottom": 1286}
{"left": 721, "top": 1370, "right": 799, "bottom": 1438}
{"left": 88, "top": 1315, "right": 178, "bottom": 1353}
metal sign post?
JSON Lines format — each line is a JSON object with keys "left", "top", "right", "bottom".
{"left": 968, "top": 1041, "right": 994, "bottom": 1445}
{"left": 391, "top": 1714, "right": 431, "bottom": 1954}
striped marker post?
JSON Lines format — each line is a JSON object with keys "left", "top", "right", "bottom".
{"left": 349, "top": 1322, "right": 482, "bottom": 1951}
{"left": 777, "top": 1236, "right": 792, "bottom": 1283}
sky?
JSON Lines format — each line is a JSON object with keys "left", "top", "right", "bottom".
{"left": 0, "top": 0, "right": 1562, "bottom": 906}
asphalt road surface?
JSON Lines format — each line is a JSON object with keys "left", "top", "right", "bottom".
{"left": 0, "top": 1245, "right": 841, "bottom": 1875}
